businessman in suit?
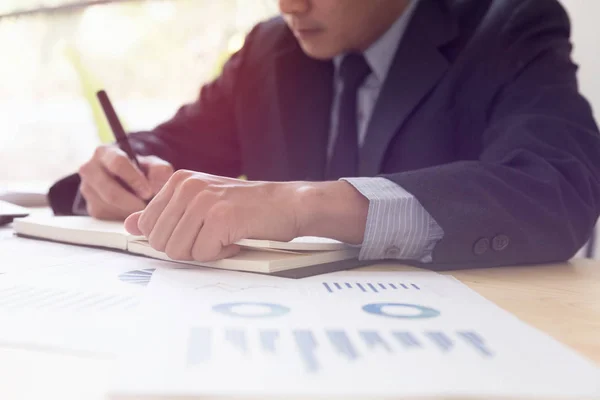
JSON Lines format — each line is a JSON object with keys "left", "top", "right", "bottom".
{"left": 50, "top": 0, "right": 600, "bottom": 270}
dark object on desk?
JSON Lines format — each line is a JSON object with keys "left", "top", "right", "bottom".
{"left": 0, "top": 200, "right": 29, "bottom": 226}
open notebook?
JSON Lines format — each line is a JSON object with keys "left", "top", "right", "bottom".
{"left": 12, "top": 216, "right": 362, "bottom": 276}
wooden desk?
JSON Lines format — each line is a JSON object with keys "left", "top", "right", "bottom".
{"left": 364, "top": 259, "right": 600, "bottom": 364}
{"left": 1, "top": 253, "right": 599, "bottom": 399}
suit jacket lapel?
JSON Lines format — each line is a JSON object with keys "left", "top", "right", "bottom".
{"left": 274, "top": 41, "right": 334, "bottom": 181}
{"left": 359, "top": 0, "right": 458, "bottom": 176}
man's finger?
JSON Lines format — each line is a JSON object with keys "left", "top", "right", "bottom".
{"left": 164, "top": 204, "right": 205, "bottom": 261}
{"left": 140, "top": 156, "right": 174, "bottom": 194}
{"left": 190, "top": 205, "right": 238, "bottom": 262}
{"left": 147, "top": 196, "right": 188, "bottom": 253}
{"left": 102, "top": 148, "right": 153, "bottom": 199}
{"left": 137, "top": 174, "right": 180, "bottom": 238}
{"left": 80, "top": 183, "right": 124, "bottom": 220}
{"left": 84, "top": 163, "right": 147, "bottom": 214}
{"left": 124, "top": 212, "right": 144, "bottom": 235}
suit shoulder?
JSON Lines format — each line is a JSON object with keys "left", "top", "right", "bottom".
{"left": 242, "top": 16, "right": 296, "bottom": 61}
{"left": 439, "top": 0, "right": 571, "bottom": 63}
{"left": 444, "top": 0, "right": 570, "bottom": 37}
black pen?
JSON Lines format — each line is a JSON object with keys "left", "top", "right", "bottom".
{"left": 96, "top": 90, "right": 143, "bottom": 171}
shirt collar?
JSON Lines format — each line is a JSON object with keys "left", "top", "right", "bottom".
{"left": 334, "top": 0, "right": 420, "bottom": 83}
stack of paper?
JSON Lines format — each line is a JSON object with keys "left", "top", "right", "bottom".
{"left": 0, "top": 236, "right": 189, "bottom": 355}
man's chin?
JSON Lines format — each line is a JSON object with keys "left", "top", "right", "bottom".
{"left": 297, "top": 43, "right": 338, "bottom": 61}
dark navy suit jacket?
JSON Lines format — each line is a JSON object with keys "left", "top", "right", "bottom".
{"left": 50, "top": 0, "right": 600, "bottom": 270}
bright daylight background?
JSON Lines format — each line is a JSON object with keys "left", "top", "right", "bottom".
{"left": 0, "top": 0, "right": 277, "bottom": 184}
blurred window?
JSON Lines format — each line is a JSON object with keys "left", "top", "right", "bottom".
{"left": 0, "top": 0, "right": 277, "bottom": 183}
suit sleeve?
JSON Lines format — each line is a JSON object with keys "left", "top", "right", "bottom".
{"left": 385, "top": 0, "right": 600, "bottom": 269}
{"left": 48, "top": 24, "right": 261, "bottom": 214}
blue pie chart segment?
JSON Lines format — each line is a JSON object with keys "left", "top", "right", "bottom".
{"left": 212, "top": 302, "right": 291, "bottom": 319}
{"left": 362, "top": 303, "right": 440, "bottom": 319}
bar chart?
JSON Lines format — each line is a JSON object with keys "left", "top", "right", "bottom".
{"left": 187, "top": 327, "right": 495, "bottom": 373}
{"left": 322, "top": 281, "right": 421, "bottom": 293}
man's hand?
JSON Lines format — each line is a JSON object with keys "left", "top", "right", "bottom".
{"left": 124, "top": 171, "right": 369, "bottom": 263}
{"left": 78, "top": 145, "right": 174, "bottom": 220}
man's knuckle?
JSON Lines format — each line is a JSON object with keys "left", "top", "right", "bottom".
{"left": 179, "top": 177, "right": 202, "bottom": 195}
{"left": 172, "top": 169, "right": 191, "bottom": 181}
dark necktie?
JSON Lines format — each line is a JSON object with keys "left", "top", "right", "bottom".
{"left": 326, "top": 53, "right": 372, "bottom": 180}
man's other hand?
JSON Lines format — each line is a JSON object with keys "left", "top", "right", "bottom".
{"left": 78, "top": 145, "right": 174, "bottom": 220}
{"left": 124, "top": 170, "right": 369, "bottom": 263}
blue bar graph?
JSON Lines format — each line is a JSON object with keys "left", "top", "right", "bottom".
{"left": 260, "top": 330, "right": 279, "bottom": 354}
{"left": 367, "top": 283, "right": 379, "bottom": 293}
{"left": 327, "top": 330, "right": 360, "bottom": 361}
{"left": 322, "top": 282, "right": 421, "bottom": 294}
{"left": 294, "top": 330, "right": 320, "bottom": 373}
{"left": 359, "top": 330, "right": 392, "bottom": 353}
{"left": 185, "top": 328, "right": 494, "bottom": 370}
{"left": 458, "top": 331, "right": 494, "bottom": 357}
{"left": 425, "top": 331, "right": 453, "bottom": 352}
{"left": 187, "top": 327, "right": 211, "bottom": 365}
{"left": 393, "top": 331, "right": 422, "bottom": 348}
{"left": 225, "top": 329, "right": 248, "bottom": 354}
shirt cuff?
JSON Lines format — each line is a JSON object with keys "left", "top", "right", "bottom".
{"left": 72, "top": 186, "right": 89, "bottom": 216}
{"left": 342, "top": 177, "right": 444, "bottom": 263}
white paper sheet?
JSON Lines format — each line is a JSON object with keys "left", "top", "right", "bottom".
{"left": 0, "top": 235, "right": 192, "bottom": 356}
{"left": 111, "top": 268, "right": 600, "bottom": 399}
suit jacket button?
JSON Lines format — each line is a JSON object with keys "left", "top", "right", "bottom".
{"left": 385, "top": 247, "right": 401, "bottom": 258}
{"left": 492, "top": 235, "right": 510, "bottom": 251}
{"left": 473, "top": 238, "right": 490, "bottom": 255}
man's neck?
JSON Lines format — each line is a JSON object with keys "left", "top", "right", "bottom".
{"left": 354, "top": 0, "right": 412, "bottom": 52}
